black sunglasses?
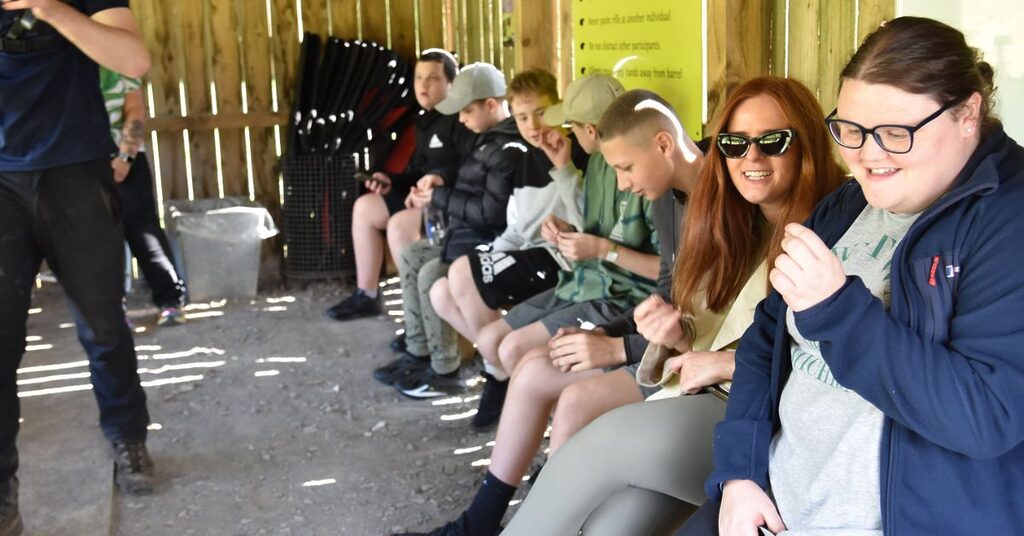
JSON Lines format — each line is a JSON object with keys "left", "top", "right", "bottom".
{"left": 824, "top": 99, "right": 960, "bottom": 154}
{"left": 716, "top": 129, "right": 796, "bottom": 159}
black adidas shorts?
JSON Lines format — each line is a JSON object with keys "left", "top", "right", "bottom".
{"left": 468, "top": 247, "right": 564, "bottom": 310}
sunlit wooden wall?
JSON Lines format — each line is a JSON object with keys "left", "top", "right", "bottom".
{"left": 131, "top": 0, "right": 894, "bottom": 261}
{"left": 707, "top": 0, "right": 895, "bottom": 128}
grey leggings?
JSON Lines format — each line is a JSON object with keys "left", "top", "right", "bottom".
{"left": 503, "top": 393, "right": 727, "bottom": 536}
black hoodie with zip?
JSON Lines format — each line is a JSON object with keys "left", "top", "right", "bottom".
{"left": 431, "top": 116, "right": 527, "bottom": 263}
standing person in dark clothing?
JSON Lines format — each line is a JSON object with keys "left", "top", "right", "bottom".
{"left": 101, "top": 66, "right": 187, "bottom": 326}
{"left": 0, "top": 1, "right": 156, "bottom": 533}
{"left": 326, "top": 50, "right": 476, "bottom": 321}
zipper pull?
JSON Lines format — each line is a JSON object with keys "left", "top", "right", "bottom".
{"left": 928, "top": 255, "right": 940, "bottom": 287}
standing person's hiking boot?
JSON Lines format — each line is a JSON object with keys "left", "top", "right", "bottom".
{"left": 0, "top": 476, "right": 21, "bottom": 536}
{"left": 325, "top": 289, "right": 381, "bottom": 320}
{"left": 111, "top": 441, "right": 155, "bottom": 495}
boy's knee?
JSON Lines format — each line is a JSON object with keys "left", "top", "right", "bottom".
{"left": 429, "top": 278, "right": 452, "bottom": 311}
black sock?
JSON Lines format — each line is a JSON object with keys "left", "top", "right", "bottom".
{"left": 463, "top": 471, "right": 516, "bottom": 535}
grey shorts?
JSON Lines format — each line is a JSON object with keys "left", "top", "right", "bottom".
{"left": 503, "top": 288, "right": 626, "bottom": 335}
{"left": 615, "top": 362, "right": 661, "bottom": 398}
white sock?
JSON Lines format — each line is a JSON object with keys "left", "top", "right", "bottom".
{"left": 359, "top": 288, "right": 378, "bottom": 298}
{"left": 483, "top": 361, "right": 509, "bottom": 382}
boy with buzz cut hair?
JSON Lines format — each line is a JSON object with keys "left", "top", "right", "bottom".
{"left": 428, "top": 67, "right": 590, "bottom": 430}
{"left": 380, "top": 63, "right": 528, "bottom": 399}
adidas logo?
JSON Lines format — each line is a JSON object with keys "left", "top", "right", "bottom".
{"left": 428, "top": 134, "right": 444, "bottom": 149}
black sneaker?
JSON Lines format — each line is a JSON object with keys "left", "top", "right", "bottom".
{"left": 395, "top": 368, "right": 465, "bottom": 399}
{"left": 393, "top": 513, "right": 470, "bottom": 536}
{"left": 325, "top": 289, "right": 380, "bottom": 321}
{"left": 0, "top": 477, "right": 22, "bottom": 536}
{"left": 111, "top": 442, "right": 155, "bottom": 495}
{"left": 373, "top": 352, "right": 430, "bottom": 385}
{"left": 390, "top": 332, "right": 407, "bottom": 353}
{"left": 470, "top": 373, "right": 508, "bottom": 432}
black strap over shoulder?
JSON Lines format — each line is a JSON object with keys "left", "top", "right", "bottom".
{"left": 0, "top": 36, "right": 62, "bottom": 53}
{"left": 1, "top": 6, "right": 66, "bottom": 53}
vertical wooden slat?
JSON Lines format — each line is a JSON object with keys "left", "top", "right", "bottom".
{"left": 857, "top": 0, "right": 894, "bottom": 44}
{"left": 302, "top": 0, "right": 330, "bottom": 39}
{"left": 458, "top": 0, "right": 469, "bottom": 61}
{"left": 706, "top": 0, "right": 771, "bottom": 128}
{"left": 556, "top": 0, "right": 572, "bottom": 91}
{"left": 418, "top": 0, "right": 445, "bottom": 51}
{"left": 181, "top": 0, "right": 217, "bottom": 200}
{"left": 443, "top": 0, "right": 457, "bottom": 54}
{"left": 206, "top": 0, "right": 246, "bottom": 198}
{"left": 390, "top": 0, "right": 417, "bottom": 60}
{"left": 481, "top": 0, "right": 492, "bottom": 65}
{"left": 818, "top": 0, "right": 856, "bottom": 113}
{"left": 361, "top": 0, "right": 390, "bottom": 45}
{"left": 136, "top": 0, "right": 185, "bottom": 203}
{"left": 489, "top": 0, "right": 501, "bottom": 68}
{"left": 238, "top": 0, "right": 280, "bottom": 209}
{"left": 786, "top": 0, "right": 821, "bottom": 99}
{"left": 769, "top": 0, "right": 787, "bottom": 76}
{"left": 331, "top": 0, "right": 360, "bottom": 38}
{"left": 463, "top": 0, "right": 482, "bottom": 63}
{"left": 271, "top": 0, "right": 301, "bottom": 118}
{"left": 513, "top": 0, "right": 555, "bottom": 74}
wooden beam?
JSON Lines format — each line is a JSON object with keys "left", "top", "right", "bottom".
{"left": 207, "top": 0, "right": 246, "bottom": 198}
{"left": 361, "top": 0, "right": 390, "bottom": 46}
{"left": 135, "top": 0, "right": 186, "bottom": 203}
{"left": 180, "top": 0, "right": 216, "bottom": 200}
{"left": 706, "top": 0, "right": 771, "bottom": 128}
{"left": 418, "top": 0, "right": 446, "bottom": 51}
{"left": 513, "top": 0, "right": 556, "bottom": 74}
{"left": 818, "top": 0, "right": 857, "bottom": 113}
{"left": 302, "top": 0, "right": 330, "bottom": 39}
{"left": 556, "top": 0, "right": 573, "bottom": 92}
{"left": 857, "top": 0, "right": 894, "bottom": 44}
{"left": 787, "top": 0, "right": 821, "bottom": 98}
{"left": 331, "top": 0, "right": 361, "bottom": 39}
{"left": 237, "top": 0, "right": 284, "bottom": 212}
{"left": 390, "top": 0, "right": 418, "bottom": 60}
{"left": 147, "top": 112, "right": 290, "bottom": 133}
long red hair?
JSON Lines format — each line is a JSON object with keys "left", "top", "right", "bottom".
{"left": 672, "top": 77, "right": 845, "bottom": 313}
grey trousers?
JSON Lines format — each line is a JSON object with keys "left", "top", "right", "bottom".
{"left": 397, "top": 239, "right": 458, "bottom": 374}
{"left": 503, "top": 393, "right": 727, "bottom": 536}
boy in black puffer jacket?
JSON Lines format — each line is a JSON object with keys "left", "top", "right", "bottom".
{"left": 378, "top": 63, "right": 527, "bottom": 399}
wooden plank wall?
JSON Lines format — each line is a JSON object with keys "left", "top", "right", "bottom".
{"left": 709, "top": 0, "right": 895, "bottom": 128}
{"left": 134, "top": 0, "right": 516, "bottom": 226}
{"left": 133, "top": 0, "right": 893, "bottom": 267}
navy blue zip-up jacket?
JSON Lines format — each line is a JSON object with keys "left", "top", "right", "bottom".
{"left": 706, "top": 128, "right": 1024, "bottom": 534}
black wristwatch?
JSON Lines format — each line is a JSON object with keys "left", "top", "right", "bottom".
{"left": 116, "top": 152, "right": 136, "bottom": 164}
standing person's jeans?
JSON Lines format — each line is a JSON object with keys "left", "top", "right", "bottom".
{"left": 0, "top": 158, "right": 150, "bottom": 481}
{"left": 117, "top": 152, "right": 186, "bottom": 309}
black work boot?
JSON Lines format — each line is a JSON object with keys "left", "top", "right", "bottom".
{"left": 111, "top": 441, "right": 155, "bottom": 495}
{"left": 0, "top": 476, "right": 22, "bottom": 536}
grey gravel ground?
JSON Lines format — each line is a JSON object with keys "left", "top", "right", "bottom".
{"left": 17, "top": 280, "right": 522, "bottom": 535}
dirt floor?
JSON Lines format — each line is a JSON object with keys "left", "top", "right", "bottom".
{"left": 16, "top": 279, "right": 534, "bottom": 535}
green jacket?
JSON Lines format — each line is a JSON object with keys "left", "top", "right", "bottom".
{"left": 554, "top": 152, "right": 659, "bottom": 309}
